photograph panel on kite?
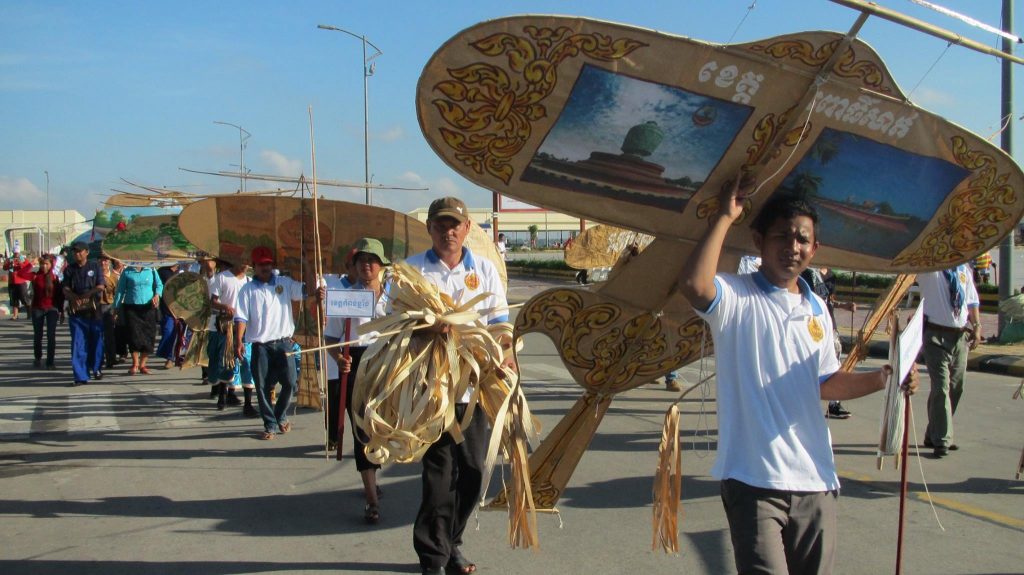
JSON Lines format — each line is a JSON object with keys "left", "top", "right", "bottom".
{"left": 777, "top": 127, "right": 970, "bottom": 259}
{"left": 101, "top": 214, "right": 198, "bottom": 266}
{"left": 521, "top": 65, "right": 753, "bottom": 212}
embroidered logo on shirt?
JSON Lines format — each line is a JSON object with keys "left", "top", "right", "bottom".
{"left": 464, "top": 271, "right": 480, "bottom": 290}
{"left": 808, "top": 316, "right": 824, "bottom": 342}
{"left": 275, "top": 285, "right": 284, "bottom": 295}
{"left": 958, "top": 271, "right": 967, "bottom": 284}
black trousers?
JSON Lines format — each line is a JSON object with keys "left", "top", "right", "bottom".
{"left": 413, "top": 403, "right": 488, "bottom": 570}
{"left": 326, "top": 346, "right": 380, "bottom": 472}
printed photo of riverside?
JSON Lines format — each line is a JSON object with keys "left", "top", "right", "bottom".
{"left": 521, "top": 64, "right": 753, "bottom": 211}
{"left": 776, "top": 128, "right": 970, "bottom": 259}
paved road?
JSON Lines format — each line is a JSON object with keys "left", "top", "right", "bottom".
{"left": 0, "top": 283, "right": 1021, "bottom": 574}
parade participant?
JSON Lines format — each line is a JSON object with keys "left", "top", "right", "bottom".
{"left": 209, "top": 259, "right": 254, "bottom": 415}
{"left": 234, "top": 246, "right": 314, "bottom": 440}
{"left": 29, "top": 255, "right": 60, "bottom": 369}
{"left": 62, "top": 242, "right": 105, "bottom": 386}
{"left": 323, "top": 238, "right": 389, "bottom": 523}
{"left": 322, "top": 250, "right": 357, "bottom": 450}
{"left": 801, "top": 266, "right": 858, "bottom": 419}
{"left": 916, "top": 264, "right": 981, "bottom": 458}
{"left": 196, "top": 254, "right": 220, "bottom": 397}
{"left": 5, "top": 252, "right": 32, "bottom": 320}
{"left": 155, "top": 263, "right": 182, "bottom": 369}
{"left": 407, "top": 197, "right": 513, "bottom": 575}
{"left": 98, "top": 256, "right": 121, "bottom": 370}
{"left": 678, "top": 180, "right": 917, "bottom": 574}
{"left": 113, "top": 264, "right": 163, "bottom": 375}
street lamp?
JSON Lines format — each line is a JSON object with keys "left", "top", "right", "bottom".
{"left": 43, "top": 170, "right": 50, "bottom": 253}
{"left": 317, "top": 23, "right": 383, "bottom": 205}
{"left": 213, "top": 121, "right": 251, "bottom": 193}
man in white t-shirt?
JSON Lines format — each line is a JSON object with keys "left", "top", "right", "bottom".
{"left": 916, "top": 264, "right": 981, "bottom": 458}
{"left": 408, "top": 197, "right": 513, "bottom": 575}
{"left": 234, "top": 246, "right": 312, "bottom": 440}
{"left": 210, "top": 260, "right": 255, "bottom": 417}
{"left": 495, "top": 233, "right": 508, "bottom": 261}
{"left": 678, "top": 179, "right": 917, "bottom": 574}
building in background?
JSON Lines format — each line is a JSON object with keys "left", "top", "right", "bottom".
{"left": 408, "top": 200, "right": 596, "bottom": 250}
{"left": 0, "top": 210, "right": 91, "bottom": 255}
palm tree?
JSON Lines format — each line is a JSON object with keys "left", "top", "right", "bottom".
{"left": 528, "top": 225, "right": 539, "bottom": 248}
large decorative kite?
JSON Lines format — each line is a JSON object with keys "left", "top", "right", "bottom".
{"left": 416, "top": 14, "right": 1024, "bottom": 512}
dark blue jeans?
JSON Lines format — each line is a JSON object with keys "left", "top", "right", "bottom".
{"left": 32, "top": 308, "right": 58, "bottom": 363}
{"left": 251, "top": 338, "right": 297, "bottom": 434}
{"left": 69, "top": 314, "right": 104, "bottom": 382}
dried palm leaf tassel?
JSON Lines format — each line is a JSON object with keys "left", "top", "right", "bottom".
{"left": 652, "top": 404, "right": 682, "bottom": 553}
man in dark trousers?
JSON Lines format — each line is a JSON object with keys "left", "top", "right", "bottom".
{"left": 405, "top": 197, "right": 514, "bottom": 575}
{"left": 62, "top": 242, "right": 105, "bottom": 386}
{"left": 678, "top": 180, "right": 917, "bottom": 574}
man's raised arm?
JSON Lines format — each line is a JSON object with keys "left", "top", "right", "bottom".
{"left": 678, "top": 176, "right": 750, "bottom": 311}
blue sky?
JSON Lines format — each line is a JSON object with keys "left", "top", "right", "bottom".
{"left": 2, "top": 0, "right": 1022, "bottom": 218}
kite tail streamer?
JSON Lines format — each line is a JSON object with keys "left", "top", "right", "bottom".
{"left": 477, "top": 324, "right": 540, "bottom": 549}
{"left": 181, "top": 329, "right": 209, "bottom": 369}
{"left": 652, "top": 404, "right": 682, "bottom": 553}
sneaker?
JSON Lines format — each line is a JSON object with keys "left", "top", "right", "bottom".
{"left": 46, "top": 361, "right": 55, "bottom": 370}
{"left": 226, "top": 392, "right": 242, "bottom": 406}
{"left": 827, "top": 403, "right": 851, "bottom": 419}
{"left": 665, "top": 379, "right": 681, "bottom": 392}
{"left": 91, "top": 371, "right": 104, "bottom": 381}
{"left": 243, "top": 404, "right": 259, "bottom": 418}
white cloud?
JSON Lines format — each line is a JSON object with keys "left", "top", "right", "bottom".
{"left": 259, "top": 150, "right": 303, "bottom": 177}
{"left": 374, "top": 125, "right": 405, "bottom": 142}
{"left": 396, "top": 171, "right": 428, "bottom": 186}
{"left": 434, "top": 177, "right": 461, "bottom": 195}
{"left": 0, "top": 176, "right": 46, "bottom": 209}
{"left": 912, "top": 87, "right": 955, "bottom": 110}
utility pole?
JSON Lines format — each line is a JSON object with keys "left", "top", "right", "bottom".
{"left": 998, "top": 0, "right": 1015, "bottom": 336}
{"left": 317, "top": 24, "right": 383, "bottom": 205}
{"left": 44, "top": 170, "right": 50, "bottom": 253}
{"left": 213, "top": 121, "right": 250, "bottom": 193}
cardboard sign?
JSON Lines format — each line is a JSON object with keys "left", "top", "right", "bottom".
{"left": 325, "top": 288, "right": 375, "bottom": 318}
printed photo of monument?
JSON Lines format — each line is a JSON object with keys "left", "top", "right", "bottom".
{"left": 775, "top": 128, "right": 970, "bottom": 259}
{"left": 521, "top": 65, "right": 753, "bottom": 211}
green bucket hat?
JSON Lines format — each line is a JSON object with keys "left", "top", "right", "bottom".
{"left": 352, "top": 237, "right": 390, "bottom": 265}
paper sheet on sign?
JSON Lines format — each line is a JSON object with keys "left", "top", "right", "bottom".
{"left": 325, "top": 289, "right": 375, "bottom": 318}
{"left": 898, "top": 300, "right": 925, "bottom": 384}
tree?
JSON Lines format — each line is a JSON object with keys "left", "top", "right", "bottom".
{"left": 528, "top": 224, "right": 539, "bottom": 248}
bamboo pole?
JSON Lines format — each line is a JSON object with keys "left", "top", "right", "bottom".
{"left": 309, "top": 107, "right": 329, "bottom": 454}
{"left": 829, "top": 0, "right": 1024, "bottom": 65}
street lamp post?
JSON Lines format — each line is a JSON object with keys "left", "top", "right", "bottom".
{"left": 44, "top": 170, "right": 50, "bottom": 253}
{"left": 213, "top": 121, "right": 251, "bottom": 193}
{"left": 317, "top": 24, "right": 383, "bottom": 205}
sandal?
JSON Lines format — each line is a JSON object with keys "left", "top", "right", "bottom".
{"left": 260, "top": 431, "right": 275, "bottom": 440}
{"left": 447, "top": 549, "right": 476, "bottom": 574}
{"left": 279, "top": 421, "right": 292, "bottom": 433}
{"left": 364, "top": 503, "right": 380, "bottom": 524}
{"left": 128, "top": 366, "right": 138, "bottom": 376}
{"left": 139, "top": 366, "right": 151, "bottom": 375}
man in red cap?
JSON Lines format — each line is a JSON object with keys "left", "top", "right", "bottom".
{"left": 233, "top": 246, "right": 314, "bottom": 439}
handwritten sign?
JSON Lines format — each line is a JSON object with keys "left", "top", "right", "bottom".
{"left": 325, "top": 289, "right": 375, "bottom": 318}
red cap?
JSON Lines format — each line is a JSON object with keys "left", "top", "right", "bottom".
{"left": 251, "top": 246, "right": 275, "bottom": 265}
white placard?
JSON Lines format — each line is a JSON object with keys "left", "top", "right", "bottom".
{"left": 325, "top": 289, "right": 375, "bottom": 318}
